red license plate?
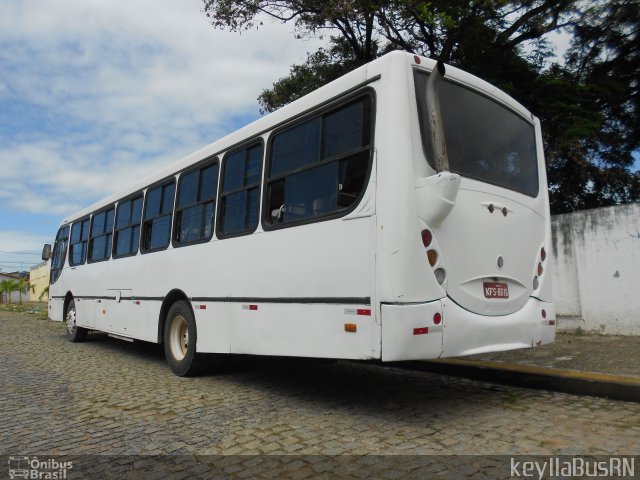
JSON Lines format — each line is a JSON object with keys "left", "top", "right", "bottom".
{"left": 483, "top": 282, "right": 509, "bottom": 299}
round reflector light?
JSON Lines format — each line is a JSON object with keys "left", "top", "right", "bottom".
{"left": 414, "top": 55, "right": 421, "bottom": 64}
{"left": 433, "top": 312, "right": 442, "bottom": 325}
{"left": 541, "top": 309, "right": 547, "bottom": 319}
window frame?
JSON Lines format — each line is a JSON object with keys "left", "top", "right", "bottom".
{"left": 141, "top": 176, "right": 177, "bottom": 254}
{"left": 172, "top": 156, "right": 220, "bottom": 248}
{"left": 50, "top": 224, "right": 70, "bottom": 284}
{"left": 87, "top": 204, "right": 115, "bottom": 264}
{"left": 68, "top": 216, "right": 91, "bottom": 267}
{"left": 261, "top": 89, "right": 376, "bottom": 232}
{"left": 216, "top": 138, "right": 265, "bottom": 240}
{"left": 113, "top": 191, "right": 145, "bottom": 259}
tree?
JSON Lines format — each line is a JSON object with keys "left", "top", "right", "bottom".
{"left": 204, "top": 0, "right": 579, "bottom": 110}
{"left": 16, "top": 278, "right": 34, "bottom": 305}
{"left": 0, "top": 279, "right": 19, "bottom": 304}
{"left": 39, "top": 285, "right": 49, "bottom": 302}
{"left": 202, "top": 0, "right": 639, "bottom": 213}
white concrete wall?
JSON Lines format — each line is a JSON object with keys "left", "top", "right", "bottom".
{"left": 551, "top": 203, "right": 640, "bottom": 334}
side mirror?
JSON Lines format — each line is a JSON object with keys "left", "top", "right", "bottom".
{"left": 42, "top": 244, "right": 52, "bottom": 261}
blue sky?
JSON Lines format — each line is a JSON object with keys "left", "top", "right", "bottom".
{"left": 0, "top": 2, "right": 637, "bottom": 273}
{"left": 0, "top": 0, "right": 322, "bottom": 272}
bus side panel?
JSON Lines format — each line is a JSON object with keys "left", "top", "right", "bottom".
{"left": 381, "top": 302, "right": 443, "bottom": 361}
{"left": 229, "top": 302, "right": 375, "bottom": 359}
{"left": 225, "top": 215, "right": 374, "bottom": 358}
{"left": 49, "top": 297, "right": 64, "bottom": 321}
{"left": 195, "top": 302, "right": 231, "bottom": 353}
{"left": 74, "top": 297, "right": 94, "bottom": 329}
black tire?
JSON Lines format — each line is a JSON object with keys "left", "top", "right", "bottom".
{"left": 163, "top": 300, "right": 203, "bottom": 376}
{"left": 65, "top": 299, "right": 88, "bottom": 342}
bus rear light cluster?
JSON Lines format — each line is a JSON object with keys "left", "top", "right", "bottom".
{"left": 533, "top": 245, "right": 547, "bottom": 291}
{"left": 421, "top": 229, "right": 446, "bottom": 285}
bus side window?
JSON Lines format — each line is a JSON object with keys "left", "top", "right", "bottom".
{"left": 69, "top": 217, "right": 90, "bottom": 266}
{"left": 265, "top": 95, "right": 372, "bottom": 227}
{"left": 174, "top": 161, "right": 219, "bottom": 245}
{"left": 88, "top": 206, "right": 114, "bottom": 263}
{"left": 218, "top": 144, "right": 263, "bottom": 238}
{"left": 50, "top": 225, "right": 70, "bottom": 283}
{"left": 141, "top": 180, "right": 175, "bottom": 253}
{"left": 114, "top": 195, "right": 143, "bottom": 258}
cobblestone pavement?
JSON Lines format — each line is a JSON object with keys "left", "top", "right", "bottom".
{"left": 1, "top": 311, "right": 639, "bottom": 476}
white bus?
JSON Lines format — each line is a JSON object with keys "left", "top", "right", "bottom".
{"left": 44, "top": 51, "right": 555, "bottom": 376}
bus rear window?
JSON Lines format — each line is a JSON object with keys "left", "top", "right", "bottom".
{"left": 414, "top": 71, "right": 539, "bottom": 197}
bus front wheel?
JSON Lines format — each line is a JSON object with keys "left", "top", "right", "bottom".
{"left": 163, "top": 301, "right": 203, "bottom": 376}
{"left": 65, "top": 299, "right": 88, "bottom": 342}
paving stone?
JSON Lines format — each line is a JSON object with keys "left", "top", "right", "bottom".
{"left": 1, "top": 310, "right": 639, "bottom": 464}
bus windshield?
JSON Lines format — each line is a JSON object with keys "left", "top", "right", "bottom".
{"left": 414, "top": 71, "right": 539, "bottom": 197}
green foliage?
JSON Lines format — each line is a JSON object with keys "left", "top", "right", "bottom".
{"left": 39, "top": 285, "right": 50, "bottom": 301}
{"left": 0, "top": 280, "right": 19, "bottom": 304}
{"left": 203, "top": 0, "right": 640, "bottom": 214}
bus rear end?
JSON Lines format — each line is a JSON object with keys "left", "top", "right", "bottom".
{"left": 379, "top": 54, "right": 555, "bottom": 361}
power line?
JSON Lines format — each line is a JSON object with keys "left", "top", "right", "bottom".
{"left": 0, "top": 251, "right": 41, "bottom": 255}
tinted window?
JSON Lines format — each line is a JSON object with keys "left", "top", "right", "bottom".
{"left": 174, "top": 161, "right": 219, "bottom": 246}
{"left": 271, "top": 118, "right": 321, "bottom": 177}
{"left": 265, "top": 96, "right": 372, "bottom": 227}
{"left": 219, "top": 144, "right": 263, "bottom": 237}
{"left": 88, "top": 206, "right": 114, "bottom": 263}
{"left": 50, "top": 225, "right": 69, "bottom": 284}
{"left": 69, "top": 218, "right": 90, "bottom": 266}
{"left": 114, "top": 194, "right": 143, "bottom": 257}
{"left": 142, "top": 180, "right": 175, "bottom": 252}
{"left": 323, "top": 101, "right": 366, "bottom": 158}
{"left": 414, "top": 72, "right": 538, "bottom": 196}
{"left": 144, "top": 187, "right": 161, "bottom": 219}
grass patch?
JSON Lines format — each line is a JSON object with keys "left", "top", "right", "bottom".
{"left": 0, "top": 302, "right": 48, "bottom": 320}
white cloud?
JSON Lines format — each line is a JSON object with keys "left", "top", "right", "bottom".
{"left": 0, "top": 0, "right": 324, "bottom": 220}
{"left": 0, "top": 231, "right": 52, "bottom": 272}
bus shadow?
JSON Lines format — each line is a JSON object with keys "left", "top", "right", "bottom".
{"left": 80, "top": 333, "right": 515, "bottom": 415}
{"left": 213, "top": 355, "right": 517, "bottom": 416}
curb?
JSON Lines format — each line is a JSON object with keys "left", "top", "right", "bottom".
{"left": 395, "top": 358, "right": 640, "bottom": 403}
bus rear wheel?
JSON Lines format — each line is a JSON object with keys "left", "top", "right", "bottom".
{"left": 164, "top": 301, "right": 203, "bottom": 376}
{"left": 65, "top": 299, "right": 88, "bottom": 342}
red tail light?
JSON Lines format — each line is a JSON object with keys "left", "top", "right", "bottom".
{"left": 421, "top": 229, "right": 432, "bottom": 247}
{"left": 541, "top": 247, "right": 546, "bottom": 262}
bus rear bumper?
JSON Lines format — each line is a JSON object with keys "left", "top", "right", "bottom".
{"left": 380, "top": 297, "right": 555, "bottom": 361}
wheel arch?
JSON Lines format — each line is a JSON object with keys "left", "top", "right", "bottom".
{"left": 157, "top": 289, "right": 194, "bottom": 343}
{"left": 63, "top": 291, "right": 74, "bottom": 316}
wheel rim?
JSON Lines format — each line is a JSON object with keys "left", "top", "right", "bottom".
{"left": 66, "top": 307, "right": 77, "bottom": 335}
{"left": 169, "top": 314, "right": 188, "bottom": 361}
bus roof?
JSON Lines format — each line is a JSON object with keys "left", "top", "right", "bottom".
{"left": 59, "top": 51, "right": 534, "bottom": 225}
